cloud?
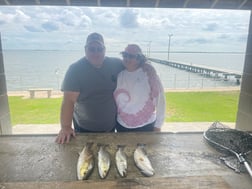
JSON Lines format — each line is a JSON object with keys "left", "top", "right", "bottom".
{"left": 78, "top": 15, "right": 92, "bottom": 28}
{"left": 119, "top": 9, "right": 139, "bottom": 28}
{"left": 0, "top": 20, "right": 5, "bottom": 25}
{"left": 58, "top": 9, "right": 79, "bottom": 26}
{"left": 13, "top": 9, "right": 30, "bottom": 22}
{"left": 0, "top": 6, "right": 250, "bottom": 53}
{"left": 57, "top": 7, "right": 92, "bottom": 28}
{"left": 24, "top": 25, "right": 42, "bottom": 32}
{"left": 202, "top": 23, "right": 218, "bottom": 31}
{"left": 41, "top": 21, "right": 59, "bottom": 32}
{"left": 217, "top": 34, "right": 230, "bottom": 40}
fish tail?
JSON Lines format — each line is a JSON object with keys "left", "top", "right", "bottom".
{"left": 97, "top": 143, "right": 109, "bottom": 146}
{"left": 97, "top": 143, "right": 102, "bottom": 147}
{"left": 86, "top": 142, "right": 94, "bottom": 148}
{"left": 97, "top": 143, "right": 110, "bottom": 151}
{"left": 117, "top": 144, "right": 126, "bottom": 149}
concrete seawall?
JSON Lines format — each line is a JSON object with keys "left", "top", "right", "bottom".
{"left": 7, "top": 86, "right": 240, "bottom": 99}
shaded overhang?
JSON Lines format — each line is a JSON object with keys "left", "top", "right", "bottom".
{"left": 0, "top": 0, "right": 251, "bottom": 10}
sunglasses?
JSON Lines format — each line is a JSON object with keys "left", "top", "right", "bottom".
{"left": 121, "top": 52, "right": 139, "bottom": 59}
{"left": 86, "top": 46, "right": 104, "bottom": 53}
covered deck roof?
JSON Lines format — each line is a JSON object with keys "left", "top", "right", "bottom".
{"left": 0, "top": 0, "right": 251, "bottom": 10}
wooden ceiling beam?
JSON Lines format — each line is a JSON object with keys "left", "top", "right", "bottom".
{"left": 238, "top": 0, "right": 248, "bottom": 9}
{"left": 210, "top": 0, "right": 219, "bottom": 9}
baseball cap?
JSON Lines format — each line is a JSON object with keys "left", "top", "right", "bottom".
{"left": 86, "top": 32, "right": 104, "bottom": 46}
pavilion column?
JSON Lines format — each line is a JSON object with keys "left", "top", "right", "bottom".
{"left": 236, "top": 12, "right": 252, "bottom": 131}
{"left": 0, "top": 33, "right": 12, "bottom": 134}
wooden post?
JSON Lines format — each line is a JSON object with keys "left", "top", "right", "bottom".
{"left": 0, "top": 33, "right": 12, "bottom": 134}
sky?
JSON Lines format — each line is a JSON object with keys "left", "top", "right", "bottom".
{"left": 0, "top": 6, "right": 251, "bottom": 54}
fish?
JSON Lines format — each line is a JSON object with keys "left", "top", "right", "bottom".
{"left": 115, "top": 145, "right": 127, "bottom": 177}
{"left": 98, "top": 144, "right": 111, "bottom": 179}
{"left": 133, "top": 143, "right": 155, "bottom": 177}
{"left": 77, "top": 142, "right": 94, "bottom": 180}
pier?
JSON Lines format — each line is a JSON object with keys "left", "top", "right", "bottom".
{"left": 149, "top": 58, "right": 242, "bottom": 85}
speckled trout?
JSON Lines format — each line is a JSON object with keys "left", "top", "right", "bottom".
{"left": 98, "top": 144, "right": 111, "bottom": 179}
{"left": 77, "top": 142, "right": 94, "bottom": 180}
{"left": 115, "top": 145, "right": 127, "bottom": 177}
{"left": 133, "top": 144, "right": 155, "bottom": 177}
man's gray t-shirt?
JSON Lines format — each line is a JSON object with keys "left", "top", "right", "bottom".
{"left": 62, "top": 57, "right": 123, "bottom": 131}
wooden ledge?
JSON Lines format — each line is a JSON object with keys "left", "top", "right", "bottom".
{"left": 0, "top": 176, "right": 230, "bottom": 189}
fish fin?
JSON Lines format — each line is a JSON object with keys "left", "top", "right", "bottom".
{"left": 137, "top": 143, "right": 148, "bottom": 154}
{"left": 86, "top": 154, "right": 94, "bottom": 160}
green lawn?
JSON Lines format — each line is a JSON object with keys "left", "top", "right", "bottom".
{"left": 165, "top": 91, "right": 239, "bottom": 122}
{"left": 8, "top": 97, "right": 62, "bottom": 125}
{"left": 8, "top": 91, "right": 240, "bottom": 125}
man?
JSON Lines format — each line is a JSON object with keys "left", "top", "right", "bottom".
{"left": 55, "top": 32, "right": 123, "bottom": 144}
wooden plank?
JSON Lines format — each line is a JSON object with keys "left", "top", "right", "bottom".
{"left": 0, "top": 176, "right": 230, "bottom": 189}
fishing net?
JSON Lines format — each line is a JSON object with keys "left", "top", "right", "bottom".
{"left": 203, "top": 121, "right": 252, "bottom": 177}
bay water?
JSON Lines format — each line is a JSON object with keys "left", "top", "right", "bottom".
{"left": 2, "top": 50, "right": 245, "bottom": 91}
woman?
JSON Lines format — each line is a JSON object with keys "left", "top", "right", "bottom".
{"left": 114, "top": 44, "right": 166, "bottom": 132}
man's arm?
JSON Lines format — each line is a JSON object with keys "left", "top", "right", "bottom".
{"left": 55, "top": 91, "right": 80, "bottom": 144}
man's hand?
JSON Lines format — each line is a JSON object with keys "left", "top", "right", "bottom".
{"left": 55, "top": 127, "right": 76, "bottom": 144}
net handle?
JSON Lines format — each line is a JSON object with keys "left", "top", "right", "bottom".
{"left": 237, "top": 153, "right": 252, "bottom": 178}
{"left": 244, "top": 162, "right": 252, "bottom": 178}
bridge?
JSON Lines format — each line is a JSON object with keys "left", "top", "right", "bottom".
{"left": 149, "top": 58, "right": 242, "bottom": 85}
